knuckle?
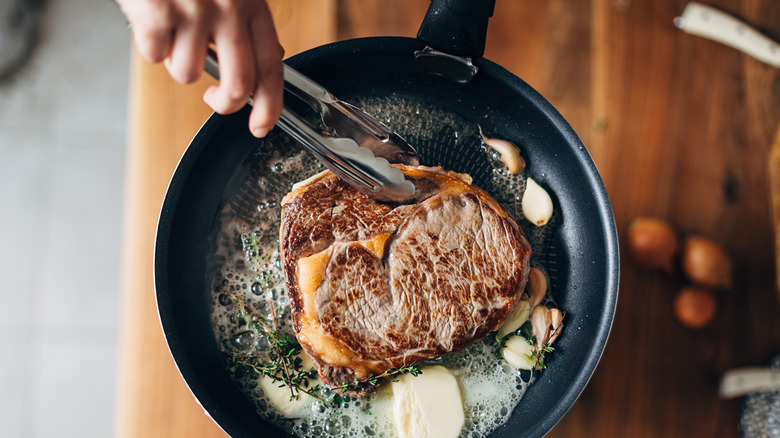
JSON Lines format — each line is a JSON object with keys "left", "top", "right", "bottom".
{"left": 175, "top": 68, "right": 201, "bottom": 84}
{"left": 258, "top": 58, "right": 283, "bottom": 86}
{"left": 214, "top": 0, "right": 242, "bottom": 13}
{"left": 225, "top": 78, "right": 253, "bottom": 101}
{"left": 135, "top": 31, "right": 170, "bottom": 63}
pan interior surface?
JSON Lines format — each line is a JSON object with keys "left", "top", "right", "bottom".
{"left": 155, "top": 37, "right": 618, "bottom": 438}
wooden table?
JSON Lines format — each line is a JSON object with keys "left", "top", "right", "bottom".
{"left": 115, "top": 1, "right": 780, "bottom": 437}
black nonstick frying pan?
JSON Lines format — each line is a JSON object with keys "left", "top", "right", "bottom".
{"left": 154, "top": 1, "right": 619, "bottom": 437}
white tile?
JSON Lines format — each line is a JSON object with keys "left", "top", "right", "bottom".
{"left": 28, "top": 337, "right": 117, "bottom": 438}
{"left": 0, "top": 128, "right": 52, "bottom": 327}
{"left": 0, "top": 339, "right": 33, "bottom": 438}
{"left": 0, "top": 0, "right": 131, "bottom": 132}
{"left": 0, "top": 0, "right": 129, "bottom": 436}
{"left": 0, "top": 44, "right": 57, "bottom": 129}
{"left": 36, "top": 127, "right": 125, "bottom": 330}
{"left": 44, "top": 0, "right": 131, "bottom": 132}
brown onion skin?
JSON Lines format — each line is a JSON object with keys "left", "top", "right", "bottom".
{"left": 674, "top": 286, "right": 717, "bottom": 329}
{"left": 682, "top": 236, "right": 732, "bottom": 289}
{"left": 627, "top": 217, "right": 679, "bottom": 272}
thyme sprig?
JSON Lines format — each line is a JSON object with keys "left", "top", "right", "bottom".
{"left": 222, "top": 289, "right": 422, "bottom": 407}
{"left": 338, "top": 363, "right": 423, "bottom": 393}
{"left": 225, "top": 290, "right": 324, "bottom": 403}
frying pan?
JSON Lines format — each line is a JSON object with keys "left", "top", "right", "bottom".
{"left": 154, "top": 1, "right": 619, "bottom": 437}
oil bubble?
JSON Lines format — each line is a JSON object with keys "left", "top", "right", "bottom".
{"left": 218, "top": 293, "right": 232, "bottom": 306}
{"left": 251, "top": 282, "right": 263, "bottom": 295}
{"left": 230, "top": 330, "right": 255, "bottom": 350}
{"left": 324, "top": 420, "right": 341, "bottom": 435}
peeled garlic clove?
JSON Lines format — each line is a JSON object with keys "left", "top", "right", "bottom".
{"left": 527, "top": 267, "right": 548, "bottom": 307}
{"left": 479, "top": 128, "right": 526, "bottom": 174}
{"left": 501, "top": 336, "right": 536, "bottom": 370}
{"left": 496, "top": 299, "right": 532, "bottom": 340}
{"left": 530, "top": 305, "right": 552, "bottom": 349}
{"left": 522, "top": 178, "right": 553, "bottom": 226}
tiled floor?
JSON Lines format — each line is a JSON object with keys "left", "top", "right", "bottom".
{"left": 0, "top": 0, "right": 130, "bottom": 436}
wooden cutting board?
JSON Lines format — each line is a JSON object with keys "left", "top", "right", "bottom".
{"left": 116, "top": 1, "right": 780, "bottom": 437}
{"left": 770, "top": 123, "right": 780, "bottom": 302}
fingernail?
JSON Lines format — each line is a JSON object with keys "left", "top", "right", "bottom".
{"left": 252, "top": 127, "right": 268, "bottom": 138}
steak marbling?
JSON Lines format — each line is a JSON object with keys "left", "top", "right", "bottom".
{"left": 279, "top": 165, "right": 532, "bottom": 397}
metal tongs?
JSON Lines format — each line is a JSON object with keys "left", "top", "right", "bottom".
{"left": 205, "top": 49, "right": 419, "bottom": 202}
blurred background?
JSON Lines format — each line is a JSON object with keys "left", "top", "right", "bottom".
{"left": 0, "top": 0, "right": 129, "bottom": 436}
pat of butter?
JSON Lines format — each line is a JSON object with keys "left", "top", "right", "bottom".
{"left": 392, "top": 366, "right": 464, "bottom": 438}
{"left": 259, "top": 353, "right": 316, "bottom": 418}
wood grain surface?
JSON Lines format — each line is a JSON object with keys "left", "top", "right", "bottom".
{"left": 116, "top": 1, "right": 780, "bottom": 437}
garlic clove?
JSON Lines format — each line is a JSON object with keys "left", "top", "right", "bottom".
{"left": 522, "top": 178, "right": 553, "bottom": 226}
{"left": 548, "top": 308, "right": 564, "bottom": 344}
{"left": 501, "top": 336, "right": 536, "bottom": 370}
{"left": 526, "top": 267, "right": 548, "bottom": 307}
{"left": 496, "top": 299, "right": 532, "bottom": 340}
{"left": 530, "top": 305, "right": 552, "bottom": 349}
{"left": 479, "top": 127, "right": 526, "bottom": 174}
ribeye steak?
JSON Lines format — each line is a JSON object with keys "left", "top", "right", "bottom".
{"left": 279, "top": 165, "right": 532, "bottom": 397}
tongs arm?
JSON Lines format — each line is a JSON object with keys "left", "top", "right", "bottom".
{"left": 204, "top": 49, "right": 416, "bottom": 203}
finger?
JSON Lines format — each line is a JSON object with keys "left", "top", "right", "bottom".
{"left": 121, "top": 0, "right": 175, "bottom": 63}
{"left": 247, "top": 3, "right": 284, "bottom": 137}
{"left": 203, "top": 13, "right": 255, "bottom": 115}
{"left": 163, "top": 4, "right": 209, "bottom": 84}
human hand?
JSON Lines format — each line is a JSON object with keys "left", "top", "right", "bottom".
{"left": 117, "top": 0, "right": 284, "bottom": 137}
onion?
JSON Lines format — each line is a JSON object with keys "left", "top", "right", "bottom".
{"left": 674, "top": 286, "right": 717, "bottom": 329}
{"left": 682, "top": 236, "right": 732, "bottom": 289}
{"left": 626, "top": 217, "right": 679, "bottom": 272}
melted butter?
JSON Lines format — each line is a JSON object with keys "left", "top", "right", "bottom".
{"left": 296, "top": 240, "right": 389, "bottom": 377}
{"left": 358, "top": 233, "right": 391, "bottom": 259}
{"left": 297, "top": 247, "right": 363, "bottom": 372}
{"left": 399, "top": 165, "right": 508, "bottom": 219}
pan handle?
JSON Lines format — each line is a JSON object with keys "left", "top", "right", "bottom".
{"left": 416, "top": 0, "right": 496, "bottom": 58}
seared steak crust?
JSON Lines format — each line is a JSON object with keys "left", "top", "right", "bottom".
{"left": 279, "top": 165, "right": 531, "bottom": 396}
